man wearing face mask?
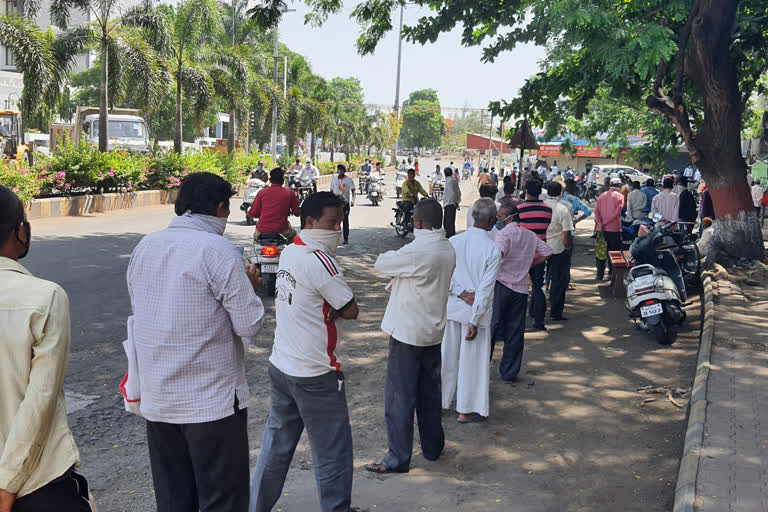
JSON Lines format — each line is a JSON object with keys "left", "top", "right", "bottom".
{"left": 0, "top": 185, "right": 94, "bottom": 512}
{"left": 366, "top": 199, "right": 456, "bottom": 474}
{"left": 127, "top": 172, "right": 265, "bottom": 512}
{"left": 250, "top": 161, "right": 268, "bottom": 182}
{"left": 330, "top": 165, "right": 356, "bottom": 245}
{"left": 491, "top": 203, "right": 553, "bottom": 381}
{"left": 251, "top": 192, "right": 359, "bottom": 512}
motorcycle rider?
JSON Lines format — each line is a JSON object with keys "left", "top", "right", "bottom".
{"left": 299, "top": 159, "right": 319, "bottom": 193}
{"left": 360, "top": 159, "right": 372, "bottom": 194}
{"left": 249, "top": 168, "right": 301, "bottom": 242}
{"left": 401, "top": 168, "right": 429, "bottom": 226}
{"left": 430, "top": 165, "right": 444, "bottom": 194}
{"left": 250, "top": 161, "right": 268, "bottom": 181}
{"left": 330, "top": 164, "right": 356, "bottom": 245}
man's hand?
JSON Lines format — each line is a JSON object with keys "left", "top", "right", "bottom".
{"left": 466, "top": 324, "right": 478, "bottom": 340}
{"left": 458, "top": 291, "right": 475, "bottom": 306}
{"left": 246, "top": 264, "right": 262, "bottom": 292}
{"left": 0, "top": 489, "right": 16, "bottom": 512}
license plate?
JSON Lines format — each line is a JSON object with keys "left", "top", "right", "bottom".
{"left": 261, "top": 264, "right": 278, "bottom": 274}
{"left": 640, "top": 303, "right": 663, "bottom": 318}
{"left": 634, "top": 274, "right": 654, "bottom": 286}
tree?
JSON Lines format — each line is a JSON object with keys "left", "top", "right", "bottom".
{"left": 315, "top": 0, "right": 768, "bottom": 261}
{"left": 400, "top": 89, "right": 443, "bottom": 150}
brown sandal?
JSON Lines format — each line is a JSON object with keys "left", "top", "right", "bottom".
{"left": 364, "top": 461, "right": 409, "bottom": 474}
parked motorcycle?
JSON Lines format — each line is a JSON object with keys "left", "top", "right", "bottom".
{"left": 624, "top": 218, "right": 688, "bottom": 345}
{"left": 240, "top": 177, "right": 266, "bottom": 225}
{"left": 395, "top": 171, "right": 407, "bottom": 198}
{"left": 249, "top": 232, "right": 289, "bottom": 297}
{"left": 391, "top": 201, "right": 414, "bottom": 238}
{"left": 368, "top": 176, "right": 383, "bottom": 206}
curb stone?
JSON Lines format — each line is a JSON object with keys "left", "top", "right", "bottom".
{"left": 673, "top": 273, "right": 716, "bottom": 512}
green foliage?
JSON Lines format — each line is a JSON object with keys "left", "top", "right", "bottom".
{"left": 0, "top": 163, "right": 39, "bottom": 202}
{"left": 400, "top": 89, "right": 444, "bottom": 150}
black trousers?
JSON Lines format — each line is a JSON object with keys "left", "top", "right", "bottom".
{"left": 342, "top": 203, "right": 350, "bottom": 241}
{"left": 548, "top": 251, "right": 571, "bottom": 319}
{"left": 443, "top": 204, "right": 457, "bottom": 238}
{"left": 490, "top": 282, "right": 528, "bottom": 381}
{"left": 13, "top": 470, "right": 91, "bottom": 512}
{"left": 603, "top": 231, "right": 622, "bottom": 273}
{"left": 528, "top": 262, "right": 547, "bottom": 327}
{"left": 146, "top": 407, "right": 249, "bottom": 512}
{"left": 382, "top": 337, "right": 444, "bottom": 471}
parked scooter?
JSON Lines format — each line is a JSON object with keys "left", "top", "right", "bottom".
{"left": 395, "top": 170, "right": 407, "bottom": 198}
{"left": 249, "top": 232, "right": 289, "bottom": 297}
{"left": 624, "top": 217, "right": 688, "bottom": 345}
{"left": 368, "top": 175, "right": 383, "bottom": 206}
{"left": 621, "top": 216, "right": 654, "bottom": 248}
{"left": 391, "top": 201, "right": 414, "bottom": 238}
{"left": 240, "top": 177, "right": 266, "bottom": 225}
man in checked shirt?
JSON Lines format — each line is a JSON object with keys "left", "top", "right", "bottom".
{"left": 127, "top": 172, "right": 265, "bottom": 512}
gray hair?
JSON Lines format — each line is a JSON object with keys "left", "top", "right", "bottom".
{"left": 472, "top": 198, "right": 497, "bottom": 227}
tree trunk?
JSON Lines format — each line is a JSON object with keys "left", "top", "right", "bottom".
{"left": 648, "top": 0, "right": 763, "bottom": 261}
{"left": 330, "top": 141, "right": 334, "bottom": 163}
{"left": 228, "top": 109, "right": 236, "bottom": 155}
{"left": 98, "top": 38, "right": 109, "bottom": 152}
{"left": 310, "top": 132, "right": 316, "bottom": 161}
{"left": 174, "top": 67, "right": 183, "bottom": 154}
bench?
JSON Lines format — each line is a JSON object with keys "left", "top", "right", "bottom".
{"left": 609, "top": 250, "right": 633, "bottom": 298}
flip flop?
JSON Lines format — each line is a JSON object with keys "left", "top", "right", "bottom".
{"left": 457, "top": 414, "right": 486, "bottom": 424}
{"left": 364, "top": 462, "right": 409, "bottom": 474}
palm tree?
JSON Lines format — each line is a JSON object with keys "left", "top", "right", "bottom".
{"left": 47, "top": 0, "right": 168, "bottom": 152}
{"left": 165, "top": 0, "right": 221, "bottom": 153}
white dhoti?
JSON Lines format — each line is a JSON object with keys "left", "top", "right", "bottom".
{"left": 441, "top": 320, "right": 491, "bottom": 417}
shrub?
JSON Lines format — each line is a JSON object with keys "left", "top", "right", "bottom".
{"left": 0, "top": 163, "right": 40, "bottom": 202}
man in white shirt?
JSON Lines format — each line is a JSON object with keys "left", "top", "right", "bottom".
{"left": 626, "top": 180, "right": 647, "bottom": 220}
{"left": 299, "top": 159, "right": 319, "bottom": 193}
{"left": 0, "top": 186, "right": 93, "bottom": 512}
{"left": 330, "top": 164, "right": 356, "bottom": 245}
{"left": 544, "top": 182, "right": 574, "bottom": 321}
{"left": 127, "top": 172, "right": 265, "bottom": 512}
{"left": 442, "top": 168, "right": 461, "bottom": 238}
{"left": 651, "top": 178, "right": 680, "bottom": 223}
{"left": 441, "top": 199, "right": 501, "bottom": 423}
{"left": 752, "top": 180, "right": 764, "bottom": 214}
{"left": 251, "top": 192, "right": 359, "bottom": 512}
{"left": 366, "top": 199, "right": 456, "bottom": 474}
{"left": 683, "top": 165, "right": 694, "bottom": 180}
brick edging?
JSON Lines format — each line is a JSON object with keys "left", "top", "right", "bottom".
{"left": 673, "top": 273, "right": 716, "bottom": 512}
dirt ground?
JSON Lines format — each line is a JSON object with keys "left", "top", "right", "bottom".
{"left": 25, "top": 164, "right": 700, "bottom": 511}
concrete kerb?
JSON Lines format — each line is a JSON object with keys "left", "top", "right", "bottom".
{"left": 673, "top": 273, "right": 717, "bottom": 512}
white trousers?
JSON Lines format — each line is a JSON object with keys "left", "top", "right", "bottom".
{"left": 441, "top": 320, "right": 491, "bottom": 417}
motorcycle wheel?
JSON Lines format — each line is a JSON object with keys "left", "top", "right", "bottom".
{"left": 395, "top": 212, "right": 407, "bottom": 238}
{"left": 263, "top": 273, "right": 277, "bottom": 297}
{"left": 652, "top": 321, "right": 674, "bottom": 345}
{"left": 372, "top": 197, "right": 379, "bottom": 207}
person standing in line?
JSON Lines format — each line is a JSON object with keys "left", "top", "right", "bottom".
{"left": 651, "top": 177, "right": 680, "bottom": 223}
{"left": 626, "top": 181, "right": 647, "bottom": 221}
{"left": 441, "top": 199, "right": 501, "bottom": 423}
{"left": 678, "top": 177, "right": 698, "bottom": 233}
{"left": 250, "top": 193, "right": 360, "bottom": 512}
{"left": 365, "top": 199, "right": 456, "bottom": 474}
{"left": 466, "top": 184, "right": 498, "bottom": 229}
{"left": 544, "top": 182, "right": 574, "bottom": 322}
{"left": 751, "top": 179, "right": 764, "bottom": 215}
{"left": 594, "top": 178, "right": 625, "bottom": 280}
{"left": 330, "top": 164, "right": 356, "bottom": 245}
{"left": 127, "top": 173, "right": 265, "bottom": 512}
{"left": 516, "top": 179, "right": 552, "bottom": 331}
{"left": 641, "top": 179, "right": 659, "bottom": 218}
{"left": 491, "top": 203, "right": 552, "bottom": 381}
{"left": 443, "top": 168, "right": 461, "bottom": 238}
{"left": 0, "top": 186, "right": 93, "bottom": 512}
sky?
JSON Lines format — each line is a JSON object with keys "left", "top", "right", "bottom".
{"left": 279, "top": 3, "right": 548, "bottom": 112}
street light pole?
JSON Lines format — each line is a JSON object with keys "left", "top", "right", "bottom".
{"left": 391, "top": 3, "right": 404, "bottom": 166}
{"left": 271, "top": 29, "right": 279, "bottom": 161}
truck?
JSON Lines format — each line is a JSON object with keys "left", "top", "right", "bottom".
{"left": 0, "top": 109, "right": 32, "bottom": 167}
{"left": 50, "top": 106, "right": 151, "bottom": 153}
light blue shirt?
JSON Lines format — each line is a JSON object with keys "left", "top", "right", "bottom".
{"left": 562, "top": 193, "right": 592, "bottom": 217}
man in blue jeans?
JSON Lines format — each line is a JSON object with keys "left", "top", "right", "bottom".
{"left": 250, "top": 192, "right": 359, "bottom": 512}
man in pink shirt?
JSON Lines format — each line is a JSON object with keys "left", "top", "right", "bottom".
{"left": 490, "top": 204, "right": 553, "bottom": 381}
{"left": 594, "top": 178, "right": 625, "bottom": 279}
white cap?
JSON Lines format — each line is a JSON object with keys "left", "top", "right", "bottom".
{"left": 610, "top": 177, "right": 622, "bottom": 185}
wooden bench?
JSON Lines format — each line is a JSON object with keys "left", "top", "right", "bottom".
{"left": 609, "top": 250, "right": 633, "bottom": 298}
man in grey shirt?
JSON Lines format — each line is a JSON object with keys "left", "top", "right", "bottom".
{"left": 442, "top": 168, "right": 462, "bottom": 238}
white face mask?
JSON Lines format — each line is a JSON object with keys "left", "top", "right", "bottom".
{"left": 187, "top": 212, "right": 227, "bottom": 236}
{"left": 301, "top": 229, "right": 341, "bottom": 257}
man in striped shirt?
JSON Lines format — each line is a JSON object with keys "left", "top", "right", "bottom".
{"left": 516, "top": 179, "right": 553, "bottom": 331}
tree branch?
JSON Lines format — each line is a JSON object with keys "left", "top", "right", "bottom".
{"left": 653, "top": 58, "right": 666, "bottom": 98}
{"left": 646, "top": 95, "right": 698, "bottom": 161}
{"left": 673, "top": 0, "right": 701, "bottom": 105}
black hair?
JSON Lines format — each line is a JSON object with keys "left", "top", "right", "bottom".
{"left": 564, "top": 179, "right": 577, "bottom": 195}
{"left": 525, "top": 178, "right": 543, "bottom": 198}
{"left": 175, "top": 172, "right": 234, "bottom": 216}
{"left": 407, "top": 168, "right": 416, "bottom": 174}
{"left": 680, "top": 176, "right": 689, "bottom": 186}
{"left": 479, "top": 184, "right": 498, "bottom": 199}
{"left": 300, "top": 192, "right": 344, "bottom": 229}
{"left": 337, "top": 164, "right": 347, "bottom": 172}
{"left": 503, "top": 181, "right": 515, "bottom": 195}
{"left": 270, "top": 168, "right": 285, "bottom": 184}
{"left": 0, "top": 185, "right": 25, "bottom": 245}
{"left": 646, "top": 178, "right": 655, "bottom": 187}
{"left": 503, "top": 175, "right": 512, "bottom": 183}
{"left": 663, "top": 177, "right": 674, "bottom": 189}
{"left": 631, "top": 180, "right": 641, "bottom": 189}
{"left": 547, "top": 181, "right": 563, "bottom": 197}
{"left": 413, "top": 198, "right": 443, "bottom": 229}
{"left": 444, "top": 168, "right": 452, "bottom": 177}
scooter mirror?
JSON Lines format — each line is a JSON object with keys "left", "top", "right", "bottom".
{"left": 651, "top": 212, "right": 663, "bottom": 222}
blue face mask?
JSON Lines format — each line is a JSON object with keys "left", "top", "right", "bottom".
{"left": 495, "top": 219, "right": 505, "bottom": 230}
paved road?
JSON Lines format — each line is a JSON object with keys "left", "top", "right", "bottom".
{"left": 23, "top": 168, "right": 700, "bottom": 511}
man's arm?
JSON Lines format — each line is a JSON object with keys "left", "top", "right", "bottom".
{"left": 248, "top": 190, "right": 263, "bottom": 219}
{"left": 211, "top": 249, "right": 265, "bottom": 340}
{"left": 290, "top": 192, "right": 301, "bottom": 217}
{"left": 532, "top": 237, "right": 554, "bottom": 267}
{"left": 418, "top": 181, "right": 429, "bottom": 198}
{"left": 0, "top": 287, "right": 71, "bottom": 498}
{"left": 470, "top": 251, "right": 502, "bottom": 327}
{"left": 374, "top": 247, "right": 423, "bottom": 278}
